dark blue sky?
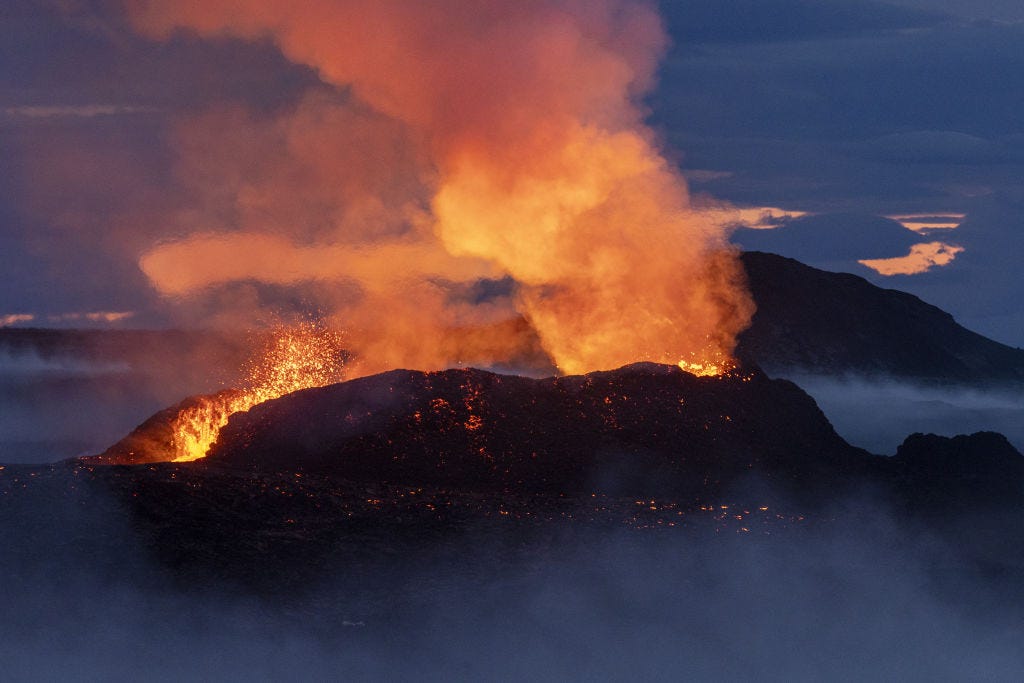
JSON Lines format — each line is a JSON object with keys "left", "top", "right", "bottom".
{"left": 2, "top": 0, "right": 1022, "bottom": 346}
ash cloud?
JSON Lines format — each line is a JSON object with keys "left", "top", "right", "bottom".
{"left": 121, "top": 0, "right": 753, "bottom": 375}
{"left": 6, "top": 0, "right": 1024, "bottom": 355}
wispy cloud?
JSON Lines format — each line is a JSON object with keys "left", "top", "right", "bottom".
{"left": 702, "top": 205, "right": 810, "bottom": 230}
{"left": 3, "top": 105, "right": 156, "bottom": 119}
{"left": 683, "top": 169, "right": 735, "bottom": 183}
{"left": 886, "top": 213, "right": 965, "bottom": 233}
{"left": 859, "top": 242, "right": 964, "bottom": 275}
{"left": 0, "top": 314, "right": 35, "bottom": 327}
{"left": 0, "top": 311, "right": 135, "bottom": 326}
{"left": 48, "top": 311, "right": 135, "bottom": 323}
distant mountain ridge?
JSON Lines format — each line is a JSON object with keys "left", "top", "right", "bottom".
{"left": 4, "top": 251, "right": 1024, "bottom": 385}
{"left": 737, "top": 251, "right": 1024, "bottom": 383}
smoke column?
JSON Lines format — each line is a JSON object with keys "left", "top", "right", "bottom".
{"left": 129, "top": 0, "right": 753, "bottom": 375}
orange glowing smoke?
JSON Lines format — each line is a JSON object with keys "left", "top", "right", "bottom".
{"left": 170, "top": 323, "right": 346, "bottom": 461}
{"left": 128, "top": 1, "right": 754, "bottom": 375}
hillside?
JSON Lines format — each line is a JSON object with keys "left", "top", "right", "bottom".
{"left": 738, "top": 251, "right": 1024, "bottom": 383}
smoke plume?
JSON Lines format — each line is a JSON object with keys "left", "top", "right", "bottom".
{"left": 127, "top": 1, "right": 753, "bottom": 375}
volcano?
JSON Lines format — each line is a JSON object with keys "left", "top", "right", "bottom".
{"left": 6, "top": 255, "right": 1024, "bottom": 597}
{"left": 91, "top": 363, "right": 870, "bottom": 498}
{"left": 85, "top": 361, "right": 1023, "bottom": 518}
{"left": 1, "top": 360, "right": 1021, "bottom": 603}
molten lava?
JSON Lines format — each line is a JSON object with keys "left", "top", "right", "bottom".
{"left": 170, "top": 324, "right": 346, "bottom": 461}
{"left": 678, "top": 351, "right": 736, "bottom": 378}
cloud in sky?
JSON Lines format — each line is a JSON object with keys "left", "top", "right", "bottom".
{"left": 886, "top": 0, "right": 1024, "bottom": 21}
{"left": 0, "top": 311, "right": 135, "bottom": 328}
{"left": 3, "top": 105, "right": 155, "bottom": 119}
{"left": 0, "top": 314, "right": 34, "bottom": 327}
{"left": 657, "top": 0, "right": 945, "bottom": 45}
{"left": 729, "top": 196, "right": 1024, "bottom": 346}
{"left": 652, "top": 14, "right": 1024, "bottom": 216}
{"left": 859, "top": 241, "right": 964, "bottom": 275}
{"left": 732, "top": 213, "right": 925, "bottom": 264}
{"left": 894, "top": 196, "right": 1024, "bottom": 346}
{"left": 886, "top": 213, "right": 965, "bottom": 232}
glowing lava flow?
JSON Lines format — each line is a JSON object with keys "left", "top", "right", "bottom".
{"left": 170, "top": 324, "right": 346, "bottom": 462}
{"left": 678, "top": 350, "right": 736, "bottom": 377}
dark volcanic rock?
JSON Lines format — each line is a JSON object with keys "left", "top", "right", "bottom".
{"left": 14, "top": 365, "right": 1023, "bottom": 595}
{"left": 889, "top": 431, "right": 1024, "bottom": 509}
{"left": 204, "top": 363, "right": 870, "bottom": 499}
{"left": 738, "top": 251, "right": 1024, "bottom": 383}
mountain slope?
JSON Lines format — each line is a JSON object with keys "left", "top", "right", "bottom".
{"left": 737, "top": 251, "right": 1024, "bottom": 383}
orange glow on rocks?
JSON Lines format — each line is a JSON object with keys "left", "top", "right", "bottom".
{"left": 678, "top": 354, "right": 736, "bottom": 378}
{"left": 128, "top": 1, "right": 754, "bottom": 375}
{"left": 170, "top": 323, "right": 346, "bottom": 461}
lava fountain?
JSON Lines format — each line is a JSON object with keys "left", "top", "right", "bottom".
{"left": 95, "top": 2, "right": 759, "bottom": 469}
{"left": 169, "top": 323, "right": 346, "bottom": 461}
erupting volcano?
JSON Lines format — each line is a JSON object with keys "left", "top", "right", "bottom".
{"left": 55, "top": 3, "right": 1022, "bottom": 548}
{"left": 7, "top": 1, "right": 1024, "bottom": 678}
{"left": 103, "top": 323, "right": 347, "bottom": 463}
{"left": 74, "top": 0, "right": 768, "bottom": 478}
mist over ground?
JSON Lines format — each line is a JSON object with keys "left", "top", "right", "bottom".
{"left": 2, "top": 474, "right": 1022, "bottom": 681}
{"left": 0, "top": 333, "right": 249, "bottom": 464}
{"left": 4, "top": 341, "right": 1024, "bottom": 678}
{"left": 781, "top": 373, "right": 1024, "bottom": 455}
{"left": 0, "top": 349, "right": 164, "bottom": 463}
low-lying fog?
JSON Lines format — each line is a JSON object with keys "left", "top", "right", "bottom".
{"left": 0, "top": 347, "right": 236, "bottom": 464}
{"left": 0, "top": 350, "right": 158, "bottom": 463}
{"left": 782, "top": 373, "right": 1024, "bottom": 455}
{"left": 4, "top": 350, "right": 1024, "bottom": 678}
{"left": 2, "top": 482, "right": 1022, "bottom": 681}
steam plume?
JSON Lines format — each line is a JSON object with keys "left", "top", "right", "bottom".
{"left": 128, "top": 0, "right": 753, "bottom": 374}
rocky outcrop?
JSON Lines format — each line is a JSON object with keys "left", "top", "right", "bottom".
{"left": 888, "top": 431, "right": 1024, "bottom": 509}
